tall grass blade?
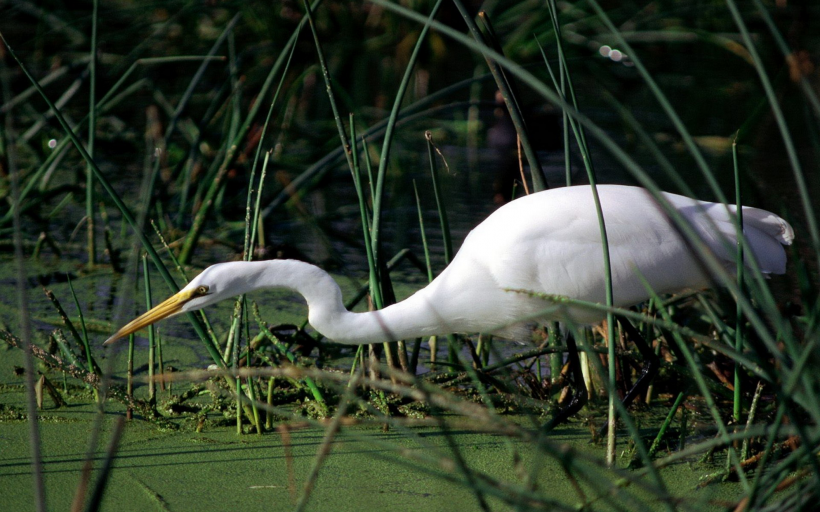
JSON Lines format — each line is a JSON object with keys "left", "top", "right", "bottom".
{"left": 66, "top": 276, "right": 99, "bottom": 394}
{"left": 425, "top": 131, "right": 453, "bottom": 264}
{"left": 86, "top": 0, "right": 98, "bottom": 268}
{"left": 142, "top": 254, "right": 157, "bottom": 401}
{"left": 732, "top": 134, "right": 744, "bottom": 424}
{"left": 539, "top": 1, "right": 618, "bottom": 465}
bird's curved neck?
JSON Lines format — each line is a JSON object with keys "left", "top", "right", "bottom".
{"left": 247, "top": 260, "right": 442, "bottom": 345}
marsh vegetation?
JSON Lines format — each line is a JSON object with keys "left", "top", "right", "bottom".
{"left": 1, "top": 1, "right": 819, "bottom": 510}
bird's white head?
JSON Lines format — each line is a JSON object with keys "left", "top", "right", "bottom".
{"left": 104, "top": 262, "right": 257, "bottom": 346}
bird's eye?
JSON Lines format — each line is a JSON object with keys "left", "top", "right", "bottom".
{"left": 195, "top": 285, "right": 210, "bottom": 296}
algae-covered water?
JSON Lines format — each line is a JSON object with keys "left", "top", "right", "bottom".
{"left": 0, "top": 383, "right": 745, "bottom": 510}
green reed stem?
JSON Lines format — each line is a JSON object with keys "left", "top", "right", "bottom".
{"left": 647, "top": 391, "right": 686, "bottom": 461}
{"left": 733, "top": 134, "right": 744, "bottom": 424}
{"left": 126, "top": 333, "right": 134, "bottom": 419}
{"left": 349, "top": 119, "right": 379, "bottom": 305}
{"left": 741, "top": 381, "right": 764, "bottom": 462}
{"left": 86, "top": 0, "right": 98, "bottom": 268}
{"left": 411, "top": 180, "right": 431, "bottom": 373}
{"left": 544, "top": 1, "right": 596, "bottom": 184}
{"left": 66, "top": 277, "right": 99, "bottom": 396}
{"left": 142, "top": 254, "right": 156, "bottom": 402}
{"left": 413, "top": 181, "right": 434, "bottom": 284}
{"left": 541, "top": 1, "right": 616, "bottom": 464}
{"left": 425, "top": 131, "right": 453, "bottom": 264}
{"left": 250, "top": 152, "right": 272, "bottom": 257}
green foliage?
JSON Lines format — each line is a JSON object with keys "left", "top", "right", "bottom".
{"left": 1, "top": 1, "right": 819, "bottom": 510}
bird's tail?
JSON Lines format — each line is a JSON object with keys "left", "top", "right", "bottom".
{"left": 692, "top": 203, "right": 794, "bottom": 274}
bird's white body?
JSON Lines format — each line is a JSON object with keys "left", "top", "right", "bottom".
{"left": 107, "top": 185, "right": 793, "bottom": 347}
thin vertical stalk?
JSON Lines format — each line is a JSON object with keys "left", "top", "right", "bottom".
{"left": 413, "top": 181, "right": 434, "bottom": 283}
{"left": 741, "top": 381, "right": 764, "bottom": 461}
{"left": 142, "top": 254, "right": 156, "bottom": 402}
{"left": 559, "top": 37, "right": 570, "bottom": 186}
{"left": 349, "top": 121, "right": 380, "bottom": 308}
{"left": 86, "top": 0, "right": 98, "bottom": 267}
{"left": 425, "top": 131, "right": 452, "bottom": 264}
{"left": 127, "top": 333, "right": 134, "bottom": 420}
{"left": 250, "top": 152, "right": 272, "bottom": 257}
{"left": 411, "top": 180, "right": 432, "bottom": 373}
{"left": 349, "top": 118, "right": 384, "bottom": 374}
{"left": 544, "top": 0, "right": 596, "bottom": 183}
{"left": 478, "top": 10, "right": 546, "bottom": 191}
{"left": 543, "top": 0, "right": 616, "bottom": 465}
{"left": 733, "top": 135, "right": 743, "bottom": 424}
{"left": 66, "top": 278, "right": 94, "bottom": 376}
{"left": 66, "top": 276, "right": 99, "bottom": 402}
{"left": 234, "top": 316, "right": 241, "bottom": 434}
{"left": 646, "top": 391, "right": 686, "bottom": 460}
{"left": 245, "top": 313, "right": 262, "bottom": 434}
{"left": 157, "top": 326, "right": 165, "bottom": 393}
{"left": 423, "top": 130, "right": 459, "bottom": 364}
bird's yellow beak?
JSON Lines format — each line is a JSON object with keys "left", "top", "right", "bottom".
{"left": 104, "top": 287, "right": 201, "bottom": 345}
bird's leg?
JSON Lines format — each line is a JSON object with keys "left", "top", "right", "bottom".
{"left": 542, "top": 331, "right": 588, "bottom": 432}
{"left": 618, "top": 318, "right": 661, "bottom": 406}
{"left": 598, "top": 317, "right": 660, "bottom": 436}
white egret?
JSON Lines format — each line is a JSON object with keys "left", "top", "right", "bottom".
{"left": 106, "top": 185, "right": 793, "bottom": 347}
